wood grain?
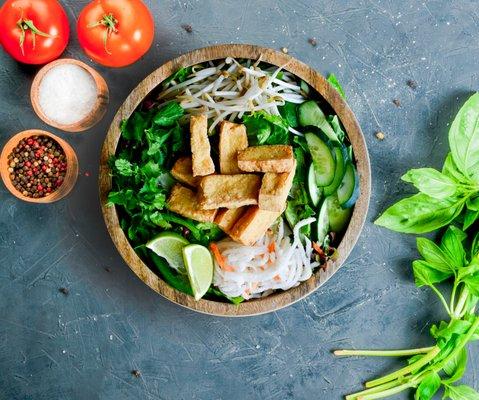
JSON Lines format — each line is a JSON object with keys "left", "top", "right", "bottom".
{"left": 0, "top": 129, "right": 78, "bottom": 203}
{"left": 31, "top": 59, "right": 109, "bottom": 133}
{"left": 99, "top": 44, "right": 371, "bottom": 317}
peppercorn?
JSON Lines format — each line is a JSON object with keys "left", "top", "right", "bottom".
{"left": 7, "top": 135, "right": 67, "bottom": 199}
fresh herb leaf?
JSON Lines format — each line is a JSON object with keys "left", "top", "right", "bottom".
{"left": 413, "top": 260, "right": 451, "bottom": 286}
{"left": 114, "top": 159, "right": 138, "bottom": 176}
{"left": 279, "top": 102, "right": 299, "bottom": 128}
{"left": 440, "top": 226, "right": 467, "bottom": 268}
{"left": 444, "top": 385, "right": 479, "bottom": 400}
{"left": 327, "top": 73, "right": 346, "bottom": 99}
{"left": 153, "top": 102, "right": 185, "bottom": 127}
{"left": 402, "top": 168, "right": 458, "bottom": 199}
{"left": 121, "top": 110, "right": 152, "bottom": 142}
{"left": 415, "top": 372, "right": 441, "bottom": 400}
{"left": 242, "top": 111, "right": 290, "bottom": 145}
{"left": 463, "top": 209, "right": 479, "bottom": 230}
{"left": 375, "top": 193, "right": 464, "bottom": 234}
{"left": 163, "top": 66, "right": 193, "bottom": 86}
{"left": 443, "top": 348, "right": 467, "bottom": 384}
{"left": 448, "top": 93, "right": 479, "bottom": 184}
{"left": 416, "top": 237, "right": 455, "bottom": 273}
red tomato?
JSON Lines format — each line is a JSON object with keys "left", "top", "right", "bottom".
{"left": 0, "top": 0, "right": 70, "bottom": 65}
{"left": 77, "top": 0, "right": 154, "bottom": 68}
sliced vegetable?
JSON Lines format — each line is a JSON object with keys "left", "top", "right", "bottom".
{"left": 337, "top": 162, "right": 359, "bottom": 208}
{"left": 307, "top": 163, "right": 321, "bottom": 207}
{"left": 298, "top": 100, "right": 339, "bottom": 142}
{"left": 316, "top": 199, "right": 330, "bottom": 244}
{"left": 323, "top": 145, "right": 348, "bottom": 196}
{"left": 327, "top": 194, "right": 353, "bottom": 233}
{"left": 305, "top": 132, "right": 336, "bottom": 187}
{"left": 182, "top": 244, "right": 214, "bottom": 301}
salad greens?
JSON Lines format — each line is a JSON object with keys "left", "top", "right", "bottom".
{"left": 337, "top": 93, "right": 479, "bottom": 399}
{"left": 376, "top": 93, "right": 479, "bottom": 233}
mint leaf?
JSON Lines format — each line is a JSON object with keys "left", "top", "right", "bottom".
{"left": 402, "top": 168, "right": 458, "bottom": 199}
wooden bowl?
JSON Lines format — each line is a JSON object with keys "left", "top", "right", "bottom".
{"left": 31, "top": 59, "right": 109, "bottom": 132}
{"left": 0, "top": 129, "right": 79, "bottom": 203}
{"left": 99, "top": 44, "right": 371, "bottom": 316}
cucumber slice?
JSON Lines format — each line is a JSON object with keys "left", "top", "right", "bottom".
{"left": 300, "top": 80, "right": 310, "bottom": 96}
{"left": 327, "top": 194, "right": 353, "bottom": 233}
{"left": 323, "top": 145, "right": 348, "bottom": 197}
{"left": 305, "top": 133, "right": 336, "bottom": 187}
{"left": 298, "top": 100, "right": 339, "bottom": 143}
{"left": 316, "top": 199, "right": 329, "bottom": 244}
{"left": 308, "top": 163, "right": 321, "bottom": 206}
{"left": 337, "top": 162, "right": 360, "bottom": 209}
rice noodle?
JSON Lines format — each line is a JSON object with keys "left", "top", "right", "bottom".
{"left": 159, "top": 57, "right": 307, "bottom": 133}
{"left": 212, "top": 218, "right": 317, "bottom": 299}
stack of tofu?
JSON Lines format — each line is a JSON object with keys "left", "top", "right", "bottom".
{"left": 167, "top": 114, "right": 296, "bottom": 246}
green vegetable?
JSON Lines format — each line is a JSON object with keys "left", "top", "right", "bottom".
{"left": 298, "top": 100, "right": 339, "bottom": 143}
{"left": 162, "top": 66, "right": 193, "bottom": 85}
{"left": 278, "top": 101, "right": 299, "bottom": 128}
{"left": 376, "top": 93, "right": 479, "bottom": 233}
{"left": 327, "top": 73, "right": 346, "bottom": 99}
{"left": 242, "top": 111, "right": 289, "bottom": 145}
{"left": 305, "top": 132, "right": 336, "bottom": 186}
{"left": 336, "top": 226, "right": 479, "bottom": 400}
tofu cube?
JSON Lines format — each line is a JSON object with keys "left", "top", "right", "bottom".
{"left": 258, "top": 160, "right": 296, "bottom": 212}
{"left": 167, "top": 184, "right": 217, "bottom": 223}
{"left": 171, "top": 157, "right": 200, "bottom": 187}
{"left": 198, "top": 174, "right": 261, "bottom": 209}
{"left": 237, "top": 145, "right": 294, "bottom": 173}
{"left": 229, "top": 206, "right": 281, "bottom": 246}
{"left": 214, "top": 207, "right": 247, "bottom": 232}
{"left": 219, "top": 121, "right": 248, "bottom": 174}
{"left": 190, "top": 114, "right": 215, "bottom": 177}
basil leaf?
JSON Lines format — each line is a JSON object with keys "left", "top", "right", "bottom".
{"left": 375, "top": 193, "right": 464, "bottom": 234}
{"left": 413, "top": 260, "right": 452, "bottom": 287}
{"left": 448, "top": 92, "right": 479, "bottom": 184}
{"left": 417, "top": 237, "right": 455, "bottom": 273}
{"left": 444, "top": 385, "right": 479, "bottom": 400}
{"left": 440, "top": 226, "right": 467, "bottom": 268}
{"left": 443, "top": 348, "right": 467, "bottom": 384}
{"left": 443, "top": 152, "right": 467, "bottom": 182}
{"left": 463, "top": 273, "right": 479, "bottom": 296}
{"left": 327, "top": 73, "right": 346, "bottom": 98}
{"left": 402, "top": 168, "right": 458, "bottom": 199}
{"left": 464, "top": 208, "right": 479, "bottom": 230}
{"left": 467, "top": 196, "right": 479, "bottom": 211}
{"left": 415, "top": 372, "right": 441, "bottom": 400}
{"left": 472, "top": 232, "right": 479, "bottom": 257}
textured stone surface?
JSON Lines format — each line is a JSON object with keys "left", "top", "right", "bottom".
{"left": 0, "top": 1, "right": 478, "bottom": 399}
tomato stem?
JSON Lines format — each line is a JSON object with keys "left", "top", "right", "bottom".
{"left": 88, "top": 13, "right": 118, "bottom": 55}
{"left": 16, "top": 15, "right": 54, "bottom": 55}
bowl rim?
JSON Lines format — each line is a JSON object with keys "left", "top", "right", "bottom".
{"left": 99, "top": 44, "right": 371, "bottom": 317}
{"left": 0, "top": 129, "right": 79, "bottom": 203}
{"left": 30, "top": 58, "right": 109, "bottom": 133}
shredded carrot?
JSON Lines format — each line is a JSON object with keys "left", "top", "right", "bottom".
{"left": 312, "top": 241, "right": 324, "bottom": 255}
{"left": 268, "top": 242, "right": 276, "bottom": 253}
{"left": 273, "top": 274, "right": 281, "bottom": 282}
{"left": 210, "top": 243, "right": 235, "bottom": 272}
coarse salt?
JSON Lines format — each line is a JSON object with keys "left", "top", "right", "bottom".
{"left": 38, "top": 64, "right": 97, "bottom": 126}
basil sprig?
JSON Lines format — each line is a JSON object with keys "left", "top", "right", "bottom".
{"left": 376, "top": 93, "right": 479, "bottom": 233}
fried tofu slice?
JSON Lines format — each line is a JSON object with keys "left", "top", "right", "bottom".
{"left": 229, "top": 206, "right": 282, "bottom": 246}
{"left": 237, "top": 145, "right": 294, "bottom": 173}
{"left": 258, "top": 160, "right": 296, "bottom": 212}
{"left": 198, "top": 174, "right": 261, "bottom": 210}
{"left": 167, "top": 184, "right": 217, "bottom": 223}
{"left": 219, "top": 121, "right": 248, "bottom": 174}
{"left": 214, "top": 207, "right": 247, "bottom": 232}
{"left": 190, "top": 114, "right": 215, "bottom": 177}
{"left": 171, "top": 157, "right": 200, "bottom": 188}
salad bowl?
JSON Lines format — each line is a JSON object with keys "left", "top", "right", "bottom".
{"left": 99, "top": 44, "right": 371, "bottom": 316}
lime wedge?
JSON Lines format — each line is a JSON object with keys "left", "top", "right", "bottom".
{"left": 182, "top": 244, "right": 214, "bottom": 301}
{"left": 146, "top": 232, "right": 189, "bottom": 272}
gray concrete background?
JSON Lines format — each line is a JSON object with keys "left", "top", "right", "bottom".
{"left": 0, "top": 0, "right": 478, "bottom": 399}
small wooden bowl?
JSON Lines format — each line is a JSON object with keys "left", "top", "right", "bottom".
{"left": 31, "top": 59, "right": 109, "bottom": 132}
{"left": 99, "top": 44, "right": 372, "bottom": 316}
{"left": 0, "top": 129, "right": 79, "bottom": 203}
